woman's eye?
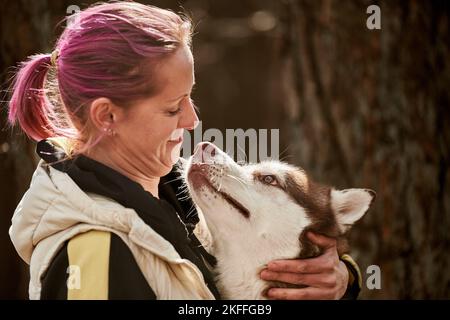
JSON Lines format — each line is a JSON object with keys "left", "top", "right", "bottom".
{"left": 168, "top": 107, "right": 182, "bottom": 116}
{"left": 260, "top": 175, "right": 278, "bottom": 186}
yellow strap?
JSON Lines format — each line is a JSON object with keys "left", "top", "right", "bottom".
{"left": 340, "top": 253, "right": 363, "bottom": 289}
{"left": 67, "top": 230, "right": 111, "bottom": 300}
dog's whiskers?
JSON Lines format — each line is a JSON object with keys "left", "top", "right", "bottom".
{"left": 217, "top": 179, "right": 223, "bottom": 192}
{"left": 225, "top": 174, "right": 257, "bottom": 203}
{"left": 236, "top": 143, "right": 248, "bottom": 163}
{"left": 225, "top": 173, "right": 247, "bottom": 188}
{"left": 163, "top": 176, "right": 185, "bottom": 185}
{"left": 177, "top": 194, "right": 192, "bottom": 201}
{"left": 176, "top": 184, "right": 190, "bottom": 197}
{"left": 185, "top": 203, "right": 197, "bottom": 220}
{"left": 278, "top": 146, "right": 292, "bottom": 162}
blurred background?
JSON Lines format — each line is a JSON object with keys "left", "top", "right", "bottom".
{"left": 1, "top": 0, "right": 449, "bottom": 299}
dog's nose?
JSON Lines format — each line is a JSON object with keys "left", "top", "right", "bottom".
{"left": 194, "top": 142, "right": 217, "bottom": 162}
{"left": 201, "top": 142, "right": 216, "bottom": 156}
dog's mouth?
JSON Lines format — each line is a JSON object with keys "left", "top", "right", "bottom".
{"left": 188, "top": 164, "right": 250, "bottom": 219}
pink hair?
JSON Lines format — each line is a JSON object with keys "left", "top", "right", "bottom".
{"left": 8, "top": 1, "right": 192, "bottom": 154}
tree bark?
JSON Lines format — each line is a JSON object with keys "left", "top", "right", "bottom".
{"left": 278, "top": 0, "right": 450, "bottom": 298}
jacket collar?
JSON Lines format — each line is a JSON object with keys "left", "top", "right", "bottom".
{"left": 35, "top": 139, "right": 221, "bottom": 299}
{"left": 37, "top": 139, "right": 189, "bottom": 247}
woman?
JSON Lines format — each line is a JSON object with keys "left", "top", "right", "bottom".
{"left": 8, "top": 1, "right": 361, "bottom": 299}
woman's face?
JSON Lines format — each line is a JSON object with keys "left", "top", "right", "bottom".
{"left": 111, "top": 45, "right": 199, "bottom": 177}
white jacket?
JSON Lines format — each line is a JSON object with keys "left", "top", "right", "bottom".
{"left": 9, "top": 160, "right": 215, "bottom": 300}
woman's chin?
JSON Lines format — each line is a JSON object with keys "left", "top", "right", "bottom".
{"left": 153, "top": 162, "right": 173, "bottom": 178}
{"left": 160, "top": 155, "right": 179, "bottom": 174}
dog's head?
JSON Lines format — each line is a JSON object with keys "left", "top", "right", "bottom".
{"left": 183, "top": 142, "right": 375, "bottom": 261}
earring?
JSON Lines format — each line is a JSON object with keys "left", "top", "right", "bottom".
{"left": 103, "top": 127, "right": 116, "bottom": 136}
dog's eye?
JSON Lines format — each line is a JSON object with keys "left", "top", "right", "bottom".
{"left": 260, "top": 175, "right": 278, "bottom": 186}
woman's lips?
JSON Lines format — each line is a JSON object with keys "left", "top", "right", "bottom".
{"left": 168, "top": 136, "right": 183, "bottom": 144}
{"left": 169, "top": 129, "right": 184, "bottom": 144}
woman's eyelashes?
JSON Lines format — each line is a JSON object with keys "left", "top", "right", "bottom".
{"left": 167, "top": 106, "right": 182, "bottom": 116}
{"left": 166, "top": 96, "right": 194, "bottom": 116}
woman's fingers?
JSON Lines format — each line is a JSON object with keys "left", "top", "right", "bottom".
{"left": 266, "top": 254, "right": 336, "bottom": 274}
{"left": 260, "top": 270, "right": 337, "bottom": 288}
{"left": 262, "top": 232, "right": 349, "bottom": 300}
{"left": 306, "top": 231, "right": 337, "bottom": 250}
{"left": 266, "top": 287, "right": 338, "bottom": 300}
{"left": 266, "top": 232, "right": 339, "bottom": 274}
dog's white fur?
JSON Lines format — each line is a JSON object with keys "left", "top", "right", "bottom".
{"left": 182, "top": 142, "right": 374, "bottom": 300}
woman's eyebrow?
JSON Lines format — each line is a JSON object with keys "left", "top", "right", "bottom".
{"left": 166, "top": 83, "right": 196, "bottom": 103}
{"left": 167, "top": 93, "right": 188, "bottom": 103}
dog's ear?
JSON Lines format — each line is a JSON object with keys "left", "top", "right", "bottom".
{"left": 331, "top": 188, "right": 376, "bottom": 233}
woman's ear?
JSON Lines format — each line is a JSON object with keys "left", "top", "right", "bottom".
{"left": 89, "top": 97, "right": 122, "bottom": 132}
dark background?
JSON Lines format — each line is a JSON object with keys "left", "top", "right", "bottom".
{"left": 1, "top": 0, "right": 449, "bottom": 299}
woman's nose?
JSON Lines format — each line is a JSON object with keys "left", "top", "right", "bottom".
{"left": 179, "top": 99, "right": 199, "bottom": 130}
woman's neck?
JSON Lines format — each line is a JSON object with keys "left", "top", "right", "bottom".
{"left": 85, "top": 146, "right": 160, "bottom": 198}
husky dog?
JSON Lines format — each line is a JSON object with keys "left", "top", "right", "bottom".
{"left": 182, "top": 142, "right": 375, "bottom": 300}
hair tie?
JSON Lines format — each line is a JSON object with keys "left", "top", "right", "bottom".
{"left": 50, "top": 49, "right": 60, "bottom": 67}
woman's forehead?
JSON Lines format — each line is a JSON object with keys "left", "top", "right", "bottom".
{"left": 155, "top": 46, "right": 195, "bottom": 100}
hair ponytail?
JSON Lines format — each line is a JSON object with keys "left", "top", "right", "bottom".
{"left": 8, "top": 54, "right": 62, "bottom": 141}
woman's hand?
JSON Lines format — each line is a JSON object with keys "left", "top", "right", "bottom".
{"left": 260, "top": 232, "right": 349, "bottom": 300}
